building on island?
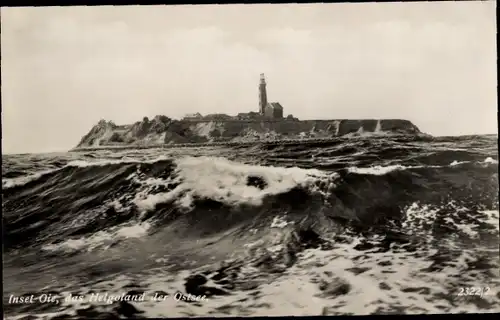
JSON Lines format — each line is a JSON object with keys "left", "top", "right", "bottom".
{"left": 183, "top": 112, "right": 203, "bottom": 120}
{"left": 237, "top": 111, "right": 261, "bottom": 120}
{"left": 182, "top": 74, "right": 288, "bottom": 122}
{"left": 264, "top": 102, "right": 284, "bottom": 119}
{"left": 259, "top": 73, "right": 284, "bottom": 119}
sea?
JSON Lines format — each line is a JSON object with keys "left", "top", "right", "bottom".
{"left": 2, "top": 134, "right": 499, "bottom": 319}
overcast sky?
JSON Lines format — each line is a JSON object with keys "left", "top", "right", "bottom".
{"left": 1, "top": 2, "right": 497, "bottom": 154}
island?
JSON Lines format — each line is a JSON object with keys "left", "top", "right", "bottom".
{"left": 73, "top": 74, "right": 422, "bottom": 150}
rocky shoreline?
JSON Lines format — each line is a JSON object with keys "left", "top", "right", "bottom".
{"left": 74, "top": 116, "right": 423, "bottom": 150}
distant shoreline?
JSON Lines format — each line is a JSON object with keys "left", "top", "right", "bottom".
{"left": 70, "top": 134, "right": 424, "bottom": 152}
{"left": 74, "top": 117, "right": 423, "bottom": 150}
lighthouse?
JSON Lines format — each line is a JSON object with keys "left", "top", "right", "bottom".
{"left": 259, "top": 73, "right": 268, "bottom": 115}
{"left": 257, "top": 73, "right": 284, "bottom": 119}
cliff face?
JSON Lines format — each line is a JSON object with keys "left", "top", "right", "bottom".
{"left": 75, "top": 116, "right": 422, "bottom": 149}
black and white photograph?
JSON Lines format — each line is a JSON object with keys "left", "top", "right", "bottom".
{"left": 1, "top": 1, "right": 498, "bottom": 318}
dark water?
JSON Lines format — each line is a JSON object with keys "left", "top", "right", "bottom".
{"left": 2, "top": 134, "right": 499, "bottom": 318}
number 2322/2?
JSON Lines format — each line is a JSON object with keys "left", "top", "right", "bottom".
{"left": 457, "top": 287, "right": 492, "bottom": 297}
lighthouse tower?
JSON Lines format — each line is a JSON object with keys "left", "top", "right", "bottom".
{"left": 259, "top": 73, "right": 268, "bottom": 115}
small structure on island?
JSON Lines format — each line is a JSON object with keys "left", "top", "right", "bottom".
{"left": 183, "top": 112, "right": 203, "bottom": 120}
{"left": 259, "top": 73, "right": 284, "bottom": 119}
